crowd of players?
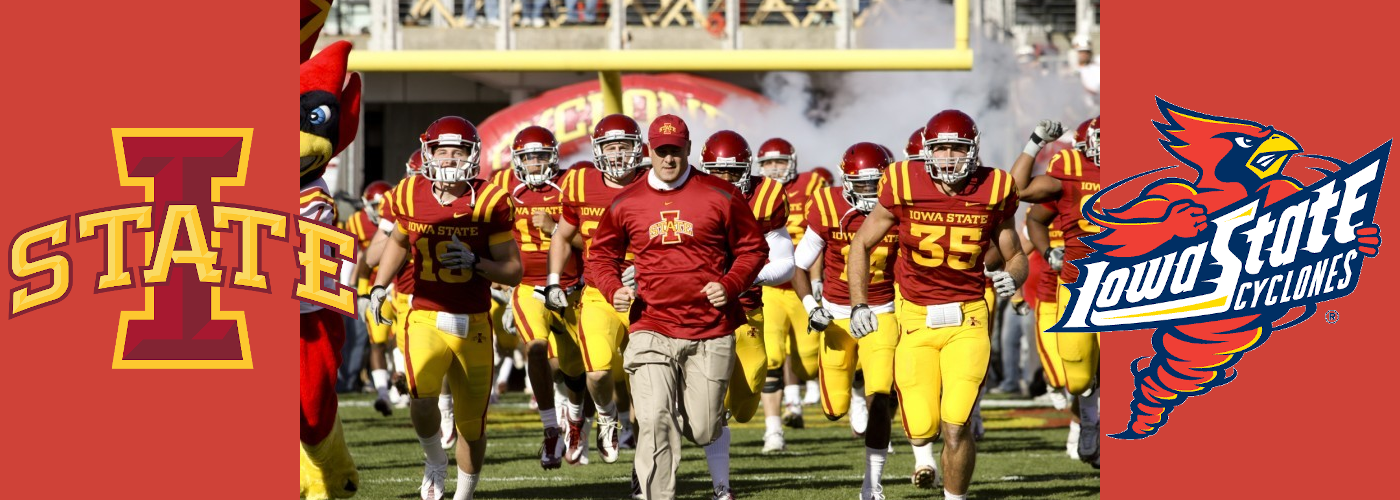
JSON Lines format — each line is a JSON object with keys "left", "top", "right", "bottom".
{"left": 335, "top": 109, "right": 1103, "bottom": 500}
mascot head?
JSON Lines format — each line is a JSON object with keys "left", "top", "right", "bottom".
{"left": 299, "top": 40, "right": 361, "bottom": 187}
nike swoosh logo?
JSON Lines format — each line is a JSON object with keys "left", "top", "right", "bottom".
{"left": 665, "top": 201, "right": 674, "bottom": 205}
{"left": 965, "top": 201, "right": 979, "bottom": 206}
{"left": 454, "top": 212, "right": 472, "bottom": 218}
{"left": 544, "top": 196, "right": 556, "bottom": 201}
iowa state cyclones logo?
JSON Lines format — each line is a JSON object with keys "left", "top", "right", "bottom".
{"left": 8, "top": 128, "right": 358, "bottom": 369}
{"left": 1053, "top": 98, "right": 1385, "bottom": 439}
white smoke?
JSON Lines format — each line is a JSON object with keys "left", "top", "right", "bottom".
{"left": 692, "top": 0, "right": 1095, "bottom": 182}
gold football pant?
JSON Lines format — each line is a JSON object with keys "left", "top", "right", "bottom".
{"left": 1056, "top": 279, "right": 1100, "bottom": 394}
{"left": 763, "top": 287, "right": 819, "bottom": 378}
{"left": 403, "top": 310, "right": 494, "bottom": 441}
{"left": 725, "top": 308, "right": 767, "bottom": 423}
{"left": 893, "top": 298, "right": 991, "bottom": 439}
{"left": 818, "top": 312, "right": 899, "bottom": 418}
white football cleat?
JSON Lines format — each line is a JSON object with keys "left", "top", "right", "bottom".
{"left": 712, "top": 485, "right": 735, "bottom": 500}
{"left": 1067, "top": 421, "right": 1081, "bottom": 460}
{"left": 849, "top": 392, "right": 869, "bottom": 437}
{"left": 761, "top": 430, "right": 785, "bottom": 454}
{"left": 802, "top": 380, "right": 821, "bottom": 406}
{"left": 860, "top": 482, "right": 886, "bottom": 500}
{"left": 596, "top": 414, "right": 621, "bottom": 463}
{"left": 911, "top": 465, "right": 939, "bottom": 490}
{"left": 420, "top": 461, "right": 448, "bottom": 500}
{"left": 782, "top": 402, "right": 805, "bottom": 429}
{"left": 576, "top": 416, "right": 593, "bottom": 464}
{"left": 1048, "top": 386, "right": 1069, "bottom": 411}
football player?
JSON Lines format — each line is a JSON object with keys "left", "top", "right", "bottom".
{"left": 847, "top": 110, "right": 1028, "bottom": 500}
{"left": 583, "top": 114, "right": 768, "bottom": 500}
{"left": 362, "top": 152, "right": 424, "bottom": 417}
{"left": 793, "top": 142, "right": 899, "bottom": 500}
{"left": 495, "top": 125, "right": 592, "bottom": 469}
{"left": 754, "top": 137, "right": 829, "bottom": 441}
{"left": 545, "top": 114, "right": 647, "bottom": 465}
{"left": 1010, "top": 116, "right": 1102, "bottom": 468}
{"left": 366, "top": 116, "right": 522, "bottom": 500}
{"left": 905, "top": 127, "right": 926, "bottom": 161}
{"left": 695, "top": 130, "right": 795, "bottom": 497}
{"left": 340, "top": 180, "right": 389, "bottom": 388}
{"left": 343, "top": 180, "right": 392, "bottom": 405}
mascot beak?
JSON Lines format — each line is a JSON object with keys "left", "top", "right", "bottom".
{"left": 1245, "top": 133, "right": 1301, "bottom": 178}
{"left": 301, "top": 131, "right": 333, "bottom": 179}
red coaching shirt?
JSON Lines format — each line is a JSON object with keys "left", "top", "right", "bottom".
{"left": 585, "top": 168, "right": 769, "bottom": 340}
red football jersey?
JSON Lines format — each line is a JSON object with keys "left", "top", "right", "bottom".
{"left": 560, "top": 167, "right": 636, "bottom": 265}
{"left": 381, "top": 181, "right": 416, "bottom": 295}
{"left": 341, "top": 209, "right": 375, "bottom": 251}
{"left": 1046, "top": 149, "right": 1101, "bottom": 283}
{"left": 393, "top": 176, "right": 514, "bottom": 314}
{"left": 585, "top": 169, "right": 769, "bottom": 340}
{"left": 806, "top": 186, "right": 898, "bottom": 306}
{"left": 1030, "top": 202, "right": 1065, "bottom": 304}
{"left": 877, "top": 161, "right": 1018, "bottom": 306}
{"left": 340, "top": 208, "right": 378, "bottom": 284}
{"left": 773, "top": 171, "right": 829, "bottom": 290}
{"left": 738, "top": 176, "right": 790, "bottom": 310}
{"left": 504, "top": 174, "right": 581, "bottom": 288}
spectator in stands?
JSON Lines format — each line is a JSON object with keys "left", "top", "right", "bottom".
{"left": 564, "top": 0, "right": 599, "bottom": 24}
{"left": 478, "top": 0, "right": 501, "bottom": 27}
{"left": 524, "top": 0, "right": 549, "bottom": 27}
{"left": 1074, "top": 37, "right": 1100, "bottom": 106}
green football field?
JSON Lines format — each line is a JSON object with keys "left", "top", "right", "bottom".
{"left": 336, "top": 392, "right": 1099, "bottom": 499}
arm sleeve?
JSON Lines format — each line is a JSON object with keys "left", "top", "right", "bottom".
{"left": 583, "top": 205, "right": 627, "bottom": 300}
{"left": 753, "top": 227, "right": 795, "bottom": 287}
{"left": 793, "top": 227, "right": 825, "bottom": 271}
{"left": 719, "top": 193, "right": 770, "bottom": 300}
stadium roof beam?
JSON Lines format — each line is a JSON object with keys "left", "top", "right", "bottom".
{"left": 343, "top": 49, "right": 975, "bottom": 73}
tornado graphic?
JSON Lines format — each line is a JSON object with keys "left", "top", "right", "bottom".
{"left": 1112, "top": 314, "right": 1278, "bottom": 439}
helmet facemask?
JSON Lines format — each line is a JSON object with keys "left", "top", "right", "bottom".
{"left": 1086, "top": 126, "right": 1100, "bottom": 163}
{"left": 593, "top": 136, "right": 643, "bottom": 181}
{"left": 923, "top": 137, "right": 977, "bottom": 185}
{"left": 362, "top": 195, "right": 384, "bottom": 224}
{"left": 511, "top": 146, "right": 559, "bottom": 188}
{"left": 758, "top": 156, "right": 797, "bottom": 185}
{"left": 421, "top": 136, "right": 480, "bottom": 183}
{"left": 699, "top": 159, "right": 753, "bottom": 194}
{"left": 842, "top": 168, "right": 883, "bottom": 213}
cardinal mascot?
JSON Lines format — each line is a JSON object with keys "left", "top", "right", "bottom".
{"left": 299, "top": 1, "right": 362, "bottom": 497}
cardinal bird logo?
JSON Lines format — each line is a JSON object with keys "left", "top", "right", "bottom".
{"left": 1053, "top": 98, "right": 1386, "bottom": 439}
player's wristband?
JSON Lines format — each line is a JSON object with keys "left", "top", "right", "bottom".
{"left": 1023, "top": 139, "right": 1042, "bottom": 157}
{"left": 547, "top": 273, "right": 561, "bottom": 286}
{"left": 801, "top": 294, "right": 821, "bottom": 314}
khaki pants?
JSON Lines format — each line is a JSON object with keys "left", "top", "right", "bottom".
{"left": 625, "top": 331, "right": 735, "bottom": 500}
